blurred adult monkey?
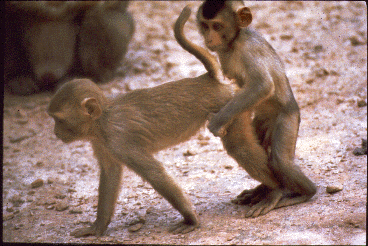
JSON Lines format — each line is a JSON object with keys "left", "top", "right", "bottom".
{"left": 48, "top": 7, "right": 233, "bottom": 237}
{"left": 196, "top": 0, "right": 316, "bottom": 217}
{"left": 78, "top": 1, "right": 134, "bottom": 82}
{"left": 5, "top": 1, "right": 134, "bottom": 95}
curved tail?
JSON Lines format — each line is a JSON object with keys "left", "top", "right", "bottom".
{"left": 174, "top": 6, "right": 221, "bottom": 80}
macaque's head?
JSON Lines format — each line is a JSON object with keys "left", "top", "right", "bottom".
{"left": 47, "top": 79, "right": 106, "bottom": 143}
{"left": 197, "top": 0, "right": 252, "bottom": 52}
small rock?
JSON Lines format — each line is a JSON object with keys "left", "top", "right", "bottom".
{"left": 31, "top": 179, "right": 44, "bottom": 189}
{"left": 349, "top": 35, "right": 365, "bottom": 46}
{"left": 128, "top": 213, "right": 146, "bottom": 226}
{"left": 55, "top": 202, "right": 69, "bottom": 211}
{"left": 10, "top": 195, "right": 25, "bottom": 207}
{"left": 146, "top": 207, "right": 155, "bottom": 214}
{"left": 280, "top": 34, "right": 293, "bottom": 40}
{"left": 45, "top": 200, "right": 56, "bottom": 205}
{"left": 326, "top": 184, "right": 343, "bottom": 194}
{"left": 69, "top": 209, "right": 83, "bottom": 214}
{"left": 315, "top": 68, "right": 329, "bottom": 78}
{"left": 357, "top": 100, "right": 367, "bottom": 107}
{"left": 197, "top": 134, "right": 210, "bottom": 141}
{"left": 16, "top": 119, "right": 29, "bottom": 125}
{"left": 306, "top": 78, "right": 314, "bottom": 84}
{"left": 9, "top": 129, "right": 36, "bottom": 143}
{"left": 46, "top": 205, "right": 55, "bottom": 210}
{"left": 15, "top": 109, "right": 26, "bottom": 118}
{"left": 4, "top": 214, "right": 14, "bottom": 221}
{"left": 198, "top": 140, "right": 209, "bottom": 146}
{"left": 353, "top": 139, "right": 367, "bottom": 156}
{"left": 224, "top": 165, "right": 233, "bottom": 170}
{"left": 313, "top": 45, "right": 323, "bottom": 53}
{"left": 6, "top": 207, "right": 14, "bottom": 213}
{"left": 55, "top": 193, "right": 66, "bottom": 199}
{"left": 23, "top": 102, "right": 36, "bottom": 109}
{"left": 128, "top": 223, "right": 143, "bottom": 232}
{"left": 183, "top": 150, "right": 196, "bottom": 156}
{"left": 35, "top": 161, "right": 44, "bottom": 167}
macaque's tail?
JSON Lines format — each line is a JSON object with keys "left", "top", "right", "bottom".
{"left": 174, "top": 6, "right": 222, "bottom": 81}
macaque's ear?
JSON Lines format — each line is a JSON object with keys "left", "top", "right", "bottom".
{"left": 237, "top": 7, "right": 252, "bottom": 28}
{"left": 81, "top": 98, "right": 102, "bottom": 120}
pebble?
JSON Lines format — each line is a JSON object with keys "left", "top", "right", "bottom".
{"left": 15, "top": 109, "right": 26, "bottom": 118}
{"left": 326, "top": 184, "right": 343, "bottom": 194}
{"left": 31, "top": 179, "right": 44, "bottom": 189}
{"left": 183, "top": 150, "right": 196, "bottom": 156}
{"left": 280, "top": 34, "right": 293, "bottom": 40}
{"left": 10, "top": 195, "right": 25, "bottom": 207}
{"left": 69, "top": 209, "right": 83, "bottom": 214}
{"left": 349, "top": 35, "right": 365, "bottom": 46}
{"left": 36, "top": 161, "right": 44, "bottom": 167}
{"left": 9, "top": 129, "right": 36, "bottom": 143}
{"left": 353, "top": 139, "right": 367, "bottom": 156}
{"left": 55, "top": 202, "right": 69, "bottom": 211}
{"left": 357, "top": 100, "right": 367, "bottom": 107}
{"left": 4, "top": 214, "right": 15, "bottom": 221}
{"left": 16, "top": 119, "right": 29, "bottom": 125}
{"left": 128, "top": 223, "right": 144, "bottom": 232}
{"left": 54, "top": 193, "right": 66, "bottom": 199}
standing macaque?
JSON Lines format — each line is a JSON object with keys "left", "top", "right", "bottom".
{"left": 5, "top": 1, "right": 134, "bottom": 95}
{"left": 196, "top": 0, "right": 316, "bottom": 217}
{"left": 47, "top": 7, "right": 233, "bottom": 237}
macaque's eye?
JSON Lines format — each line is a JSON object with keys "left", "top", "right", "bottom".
{"left": 213, "top": 23, "right": 224, "bottom": 32}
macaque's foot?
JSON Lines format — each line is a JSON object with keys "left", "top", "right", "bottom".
{"left": 169, "top": 220, "right": 199, "bottom": 234}
{"left": 70, "top": 223, "right": 106, "bottom": 238}
{"left": 234, "top": 186, "right": 313, "bottom": 217}
{"left": 231, "top": 184, "right": 272, "bottom": 205}
{"left": 244, "top": 189, "right": 283, "bottom": 218}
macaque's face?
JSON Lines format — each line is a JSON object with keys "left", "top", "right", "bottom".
{"left": 48, "top": 106, "right": 92, "bottom": 143}
{"left": 197, "top": 9, "right": 239, "bottom": 51}
{"left": 197, "top": 5, "right": 252, "bottom": 52}
{"left": 198, "top": 13, "right": 238, "bottom": 52}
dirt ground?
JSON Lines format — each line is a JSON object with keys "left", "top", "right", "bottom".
{"left": 2, "top": 1, "right": 367, "bottom": 244}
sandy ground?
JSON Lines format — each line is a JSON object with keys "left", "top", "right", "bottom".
{"left": 3, "top": 1, "right": 367, "bottom": 244}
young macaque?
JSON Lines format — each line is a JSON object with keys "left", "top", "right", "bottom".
{"left": 47, "top": 7, "right": 233, "bottom": 237}
{"left": 196, "top": 0, "right": 317, "bottom": 217}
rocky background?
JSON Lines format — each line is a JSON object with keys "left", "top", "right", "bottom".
{"left": 3, "top": 1, "right": 366, "bottom": 244}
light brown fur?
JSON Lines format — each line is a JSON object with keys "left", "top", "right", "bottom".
{"left": 47, "top": 7, "right": 233, "bottom": 237}
{"left": 197, "top": 0, "right": 316, "bottom": 217}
